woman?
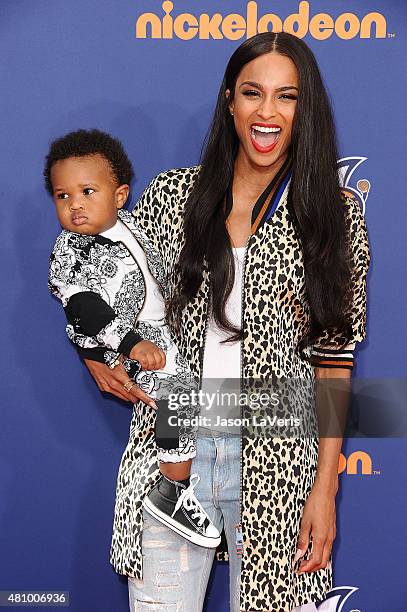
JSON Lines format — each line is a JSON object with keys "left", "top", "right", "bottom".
{"left": 81, "top": 32, "right": 370, "bottom": 612}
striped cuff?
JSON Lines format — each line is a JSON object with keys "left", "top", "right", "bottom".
{"left": 311, "top": 342, "right": 356, "bottom": 370}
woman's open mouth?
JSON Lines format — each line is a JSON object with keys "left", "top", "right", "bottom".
{"left": 250, "top": 123, "right": 281, "bottom": 153}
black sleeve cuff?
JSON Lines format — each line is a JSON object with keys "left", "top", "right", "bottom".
{"left": 117, "top": 330, "right": 143, "bottom": 357}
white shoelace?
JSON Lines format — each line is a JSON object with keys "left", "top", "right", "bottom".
{"left": 171, "top": 474, "right": 207, "bottom": 527}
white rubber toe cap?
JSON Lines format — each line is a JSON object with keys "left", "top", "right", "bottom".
{"left": 205, "top": 523, "right": 221, "bottom": 539}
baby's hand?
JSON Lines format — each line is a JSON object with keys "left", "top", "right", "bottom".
{"left": 130, "top": 340, "right": 166, "bottom": 371}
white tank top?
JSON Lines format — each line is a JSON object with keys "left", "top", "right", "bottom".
{"left": 200, "top": 246, "right": 245, "bottom": 434}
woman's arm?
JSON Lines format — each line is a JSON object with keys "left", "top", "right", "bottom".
{"left": 313, "top": 366, "right": 351, "bottom": 493}
{"left": 294, "top": 366, "right": 351, "bottom": 574}
{"left": 294, "top": 196, "right": 370, "bottom": 573}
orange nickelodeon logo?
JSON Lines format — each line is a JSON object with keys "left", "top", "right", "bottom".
{"left": 135, "top": 1, "right": 390, "bottom": 41}
{"left": 338, "top": 451, "right": 379, "bottom": 475}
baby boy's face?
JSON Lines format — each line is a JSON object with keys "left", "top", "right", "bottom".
{"left": 50, "top": 154, "right": 128, "bottom": 235}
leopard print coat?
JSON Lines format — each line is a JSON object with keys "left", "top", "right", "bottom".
{"left": 109, "top": 166, "right": 370, "bottom": 612}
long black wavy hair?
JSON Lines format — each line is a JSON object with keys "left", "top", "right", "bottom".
{"left": 167, "top": 32, "right": 353, "bottom": 356}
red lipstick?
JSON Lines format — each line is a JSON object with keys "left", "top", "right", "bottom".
{"left": 250, "top": 123, "right": 281, "bottom": 154}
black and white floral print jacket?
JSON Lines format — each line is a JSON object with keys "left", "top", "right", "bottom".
{"left": 48, "top": 208, "right": 167, "bottom": 365}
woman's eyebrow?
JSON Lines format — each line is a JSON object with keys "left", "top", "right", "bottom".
{"left": 276, "top": 85, "right": 299, "bottom": 92}
{"left": 239, "top": 80, "right": 263, "bottom": 89}
{"left": 239, "top": 81, "right": 299, "bottom": 92}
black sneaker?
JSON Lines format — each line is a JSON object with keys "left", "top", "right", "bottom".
{"left": 142, "top": 473, "right": 221, "bottom": 548}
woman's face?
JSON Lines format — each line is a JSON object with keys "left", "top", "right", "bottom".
{"left": 227, "top": 52, "right": 298, "bottom": 170}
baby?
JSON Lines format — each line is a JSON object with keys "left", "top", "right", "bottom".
{"left": 45, "top": 128, "right": 220, "bottom": 548}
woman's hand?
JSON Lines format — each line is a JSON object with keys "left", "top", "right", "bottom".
{"left": 130, "top": 340, "right": 166, "bottom": 370}
{"left": 83, "top": 358, "right": 157, "bottom": 409}
{"left": 293, "top": 483, "right": 336, "bottom": 574}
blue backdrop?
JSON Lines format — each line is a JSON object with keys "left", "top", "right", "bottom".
{"left": 1, "top": 1, "right": 406, "bottom": 610}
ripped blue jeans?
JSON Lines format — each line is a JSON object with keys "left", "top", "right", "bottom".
{"left": 127, "top": 430, "right": 309, "bottom": 612}
{"left": 128, "top": 429, "right": 241, "bottom": 612}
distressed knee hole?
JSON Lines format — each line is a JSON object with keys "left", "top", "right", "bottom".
{"left": 143, "top": 540, "right": 169, "bottom": 549}
{"left": 179, "top": 543, "right": 189, "bottom": 572}
{"left": 155, "top": 570, "right": 180, "bottom": 589}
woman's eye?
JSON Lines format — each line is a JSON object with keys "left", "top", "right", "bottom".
{"left": 83, "top": 188, "right": 95, "bottom": 195}
{"left": 279, "top": 94, "right": 298, "bottom": 101}
{"left": 242, "top": 90, "right": 260, "bottom": 98}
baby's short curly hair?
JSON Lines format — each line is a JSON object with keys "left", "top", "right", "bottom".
{"left": 44, "top": 128, "right": 134, "bottom": 195}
